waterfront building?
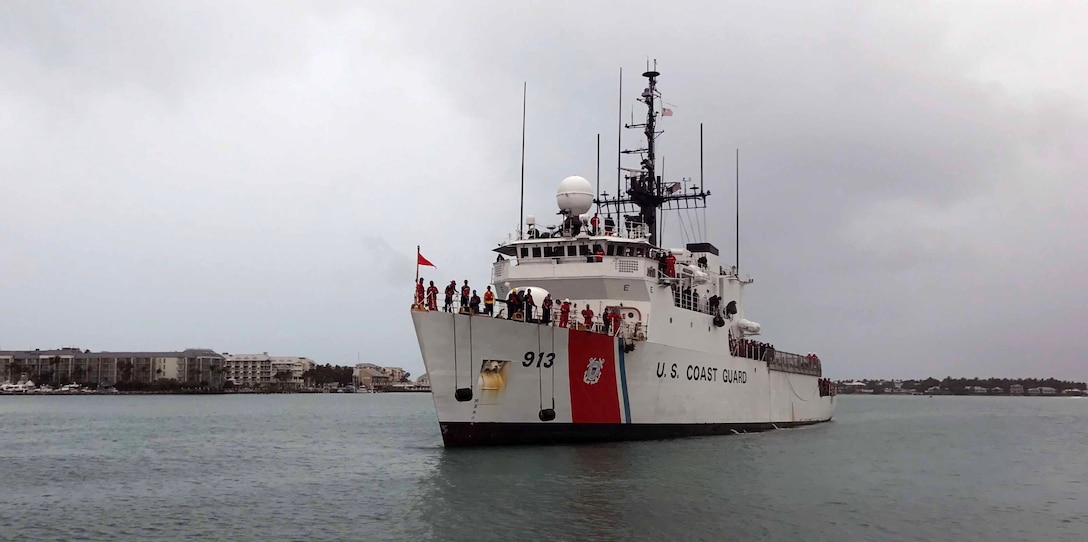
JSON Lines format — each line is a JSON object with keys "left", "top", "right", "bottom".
{"left": 354, "top": 364, "right": 391, "bottom": 391}
{"left": 1009, "top": 384, "right": 1024, "bottom": 395}
{"left": 222, "top": 353, "right": 271, "bottom": 387}
{"left": 416, "top": 373, "right": 430, "bottom": 386}
{"left": 271, "top": 356, "right": 315, "bottom": 388}
{"left": 1026, "top": 386, "right": 1058, "bottom": 396}
{"left": 382, "top": 366, "right": 410, "bottom": 383}
{"left": 0, "top": 348, "right": 224, "bottom": 388}
{"left": 223, "top": 353, "right": 314, "bottom": 388}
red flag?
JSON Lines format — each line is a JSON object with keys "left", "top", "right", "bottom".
{"left": 661, "top": 107, "right": 673, "bottom": 117}
{"left": 417, "top": 251, "right": 435, "bottom": 267}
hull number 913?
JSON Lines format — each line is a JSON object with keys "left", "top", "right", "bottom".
{"left": 523, "top": 351, "right": 555, "bottom": 368}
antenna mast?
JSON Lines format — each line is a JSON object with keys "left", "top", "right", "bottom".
{"left": 595, "top": 62, "right": 710, "bottom": 247}
{"left": 518, "top": 82, "right": 527, "bottom": 239}
{"left": 615, "top": 68, "right": 622, "bottom": 232}
{"left": 595, "top": 133, "right": 601, "bottom": 206}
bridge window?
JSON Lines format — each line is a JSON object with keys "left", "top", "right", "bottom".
{"left": 532, "top": 247, "right": 541, "bottom": 258}
{"left": 520, "top": 248, "right": 529, "bottom": 258}
{"left": 567, "top": 246, "right": 577, "bottom": 257}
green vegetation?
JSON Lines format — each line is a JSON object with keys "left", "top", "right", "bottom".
{"left": 843, "top": 377, "right": 1086, "bottom": 395}
{"left": 300, "top": 364, "right": 354, "bottom": 387}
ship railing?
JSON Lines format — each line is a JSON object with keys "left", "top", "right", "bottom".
{"left": 412, "top": 297, "right": 647, "bottom": 341}
{"left": 766, "top": 350, "right": 823, "bottom": 377}
{"left": 510, "top": 221, "right": 650, "bottom": 242}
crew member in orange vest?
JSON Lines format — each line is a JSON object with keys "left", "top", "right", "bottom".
{"left": 590, "top": 214, "right": 600, "bottom": 235}
{"left": 665, "top": 252, "right": 677, "bottom": 277}
{"left": 559, "top": 299, "right": 571, "bottom": 328}
{"left": 581, "top": 305, "right": 594, "bottom": 330}
{"left": 609, "top": 308, "right": 622, "bottom": 335}
{"left": 415, "top": 278, "right": 425, "bottom": 306}
{"left": 425, "top": 281, "right": 439, "bottom": 311}
{"left": 594, "top": 246, "right": 605, "bottom": 262}
{"left": 460, "top": 280, "right": 471, "bottom": 309}
{"left": 483, "top": 286, "right": 495, "bottom": 316}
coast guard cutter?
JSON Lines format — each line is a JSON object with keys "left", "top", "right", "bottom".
{"left": 412, "top": 67, "right": 835, "bottom": 446}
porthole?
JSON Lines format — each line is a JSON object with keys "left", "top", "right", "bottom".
{"left": 669, "top": 317, "right": 673, "bottom": 323}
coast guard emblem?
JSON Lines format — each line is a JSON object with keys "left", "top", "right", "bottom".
{"left": 583, "top": 357, "right": 604, "bottom": 385}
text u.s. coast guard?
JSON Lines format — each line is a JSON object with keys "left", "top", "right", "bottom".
{"left": 656, "top": 363, "right": 748, "bottom": 384}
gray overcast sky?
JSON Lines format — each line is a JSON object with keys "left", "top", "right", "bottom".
{"left": 2, "top": 1, "right": 1086, "bottom": 380}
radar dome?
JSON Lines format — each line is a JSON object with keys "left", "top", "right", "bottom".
{"left": 556, "top": 176, "right": 593, "bottom": 216}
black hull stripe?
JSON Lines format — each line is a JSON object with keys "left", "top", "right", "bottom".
{"left": 438, "top": 420, "right": 833, "bottom": 447}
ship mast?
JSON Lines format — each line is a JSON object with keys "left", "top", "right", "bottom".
{"left": 596, "top": 64, "right": 710, "bottom": 247}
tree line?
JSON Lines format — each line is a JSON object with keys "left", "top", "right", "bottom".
{"left": 300, "top": 364, "right": 355, "bottom": 386}
{"left": 845, "top": 377, "right": 1086, "bottom": 394}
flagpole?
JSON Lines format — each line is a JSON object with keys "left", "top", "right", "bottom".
{"left": 416, "top": 245, "right": 420, "bottom": 283}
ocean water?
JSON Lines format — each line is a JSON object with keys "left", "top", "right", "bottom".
{"left": 0, "top": 394, "right": 1084, "bottom": 541}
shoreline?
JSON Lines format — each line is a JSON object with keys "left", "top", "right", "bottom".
{"left": 0, "top": 389, "right": 432, "bottom": 396}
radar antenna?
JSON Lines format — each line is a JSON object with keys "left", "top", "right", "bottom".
{"left": 595, "top": 62, "right": 711, "bottom": 247}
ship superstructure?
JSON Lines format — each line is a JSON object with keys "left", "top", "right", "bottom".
{"left": 412, "top": 67, "right": 834, "bottom": 446}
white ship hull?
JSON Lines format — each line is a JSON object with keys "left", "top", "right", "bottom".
{"left": 413, "top": 310, "right": 834, "bottom": 446}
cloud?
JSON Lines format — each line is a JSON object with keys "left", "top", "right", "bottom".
{"left": 1, "top": 1, "right": 1086, "bottom": 380}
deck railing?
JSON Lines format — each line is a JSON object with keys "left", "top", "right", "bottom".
{"left": 766, "top": 350, "right": 823, "bottom": 377}
{"left": 412, "top": 298, "right": 648, "bottom": 341}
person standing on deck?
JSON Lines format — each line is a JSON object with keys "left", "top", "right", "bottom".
{"left": 602, "top": 307, "right": 613, "bottom": 334}
{"left": 469, "top": 290, "right": 481, "bottom": 314}
{"left": 460, "top": 280, "right": 471, "bottom": 309}
{"left": 541, "top": 294, "right": 553, "bottom": 325}
{"left": 506, "top": 290, "right": 518, "bottom": 319}
{"left": 515, "top": 289, "right": 526, "bottom": 320}
{"left": 444, "top": 281, "right": 456, "bottom": 312}
{"left": 665, "top": 252, "right": 677, "bottom": 277}
{"left": 425, "top": 281, "right": 438, "bottom": 311}
{"left": 559, "top": 299, "right": 571, "bottom": 327}
{"left": 609, "top": 309, "right": 622, "bottom": 336}
{"left": 524, "top": 289, "right": 536, "bottom": 322}
{"left": 581, "top": 305, "right": 594, "bottom": 330}
{"left": 483, "top": 286, "right": 495, "bottom": 316}
{"left": 415, "top": 278, "right": 425, "bottom": 307}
